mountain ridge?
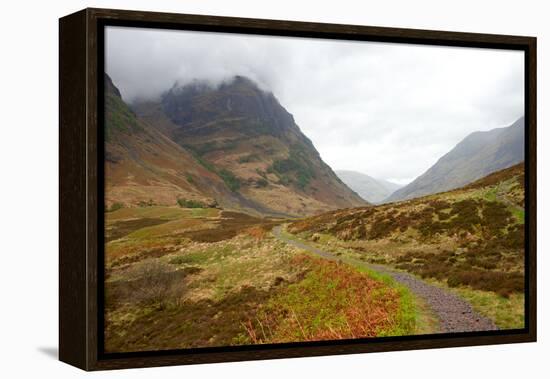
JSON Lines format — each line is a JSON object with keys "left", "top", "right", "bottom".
{"left": 107, "top": 74, "right": 367, "bottom": 216}
{"left": 385, "top": 117, "right": 524, "bottom": 203}
{"left": 335, "top": 170, "right": 403, "bottom": 204}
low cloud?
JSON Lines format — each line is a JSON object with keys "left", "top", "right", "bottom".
{"left": 106, "top": 26, "right": 524, "bottom": 184}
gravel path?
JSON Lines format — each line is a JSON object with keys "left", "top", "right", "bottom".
{"left": 272, "top": 225, "right": 498, "bottom": 333}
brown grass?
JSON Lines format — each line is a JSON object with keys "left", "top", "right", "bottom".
{"left": 463, "top": 163, "right": 524, "bottom": 190}
{"left": 288, "top": 164, "right": 525, "bottom": 300}
{"left": 181, "top": 211, "right": 281, "bottom": 242}
{"left": 242, "top": 254, "right": 400, "bottom": 343}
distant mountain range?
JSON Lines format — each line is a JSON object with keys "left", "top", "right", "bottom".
{"left": 385, "top": 117, "right": 524, "bottom": 203}
{"left": 105, "top": 74, "right": 366, "bottom": 216}
{"left": 335, "top": 170, "right": 403, "bottom": 204}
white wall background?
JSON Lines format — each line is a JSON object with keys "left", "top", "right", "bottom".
{"left": 0, "top": 0, "right": 547, "bottom": 377}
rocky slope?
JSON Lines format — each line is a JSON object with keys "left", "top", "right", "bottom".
{"left": 133, "top": 76, "right": 366, "bottom": 216}
{"left": 106, "top": 74, "right": 366, "bottom": 216}
{"left": 386, "top": 117, "right": 524, "bottom": 203}
{"left": 104, "top": 74, "right": 247, "bottom": 211}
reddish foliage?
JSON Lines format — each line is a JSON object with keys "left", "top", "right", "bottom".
{"left": 244, "top": 254, "right": 400, "bottom": 343}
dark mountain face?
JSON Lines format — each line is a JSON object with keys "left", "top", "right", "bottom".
{"left": 109, "top": 74, "right": 366, "bottom": 216}
{"left": 385, "top": 117, "right": 525, "bottom": 203}
{"left": 158, "top": 76, "right": 319, "bottom": 162}
{"left": 162, "top": 76, "right": 298, "bottom": 139}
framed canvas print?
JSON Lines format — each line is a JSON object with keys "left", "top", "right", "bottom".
{"left": 59, "top": 8, "right": 537, "bottom": 371}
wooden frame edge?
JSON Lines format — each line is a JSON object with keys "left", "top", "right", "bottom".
{"left": 58, "top": 7, "right": 537, "bottom": 371}
{"left": 59, "top": 8, "right": 88, "bottom": 370}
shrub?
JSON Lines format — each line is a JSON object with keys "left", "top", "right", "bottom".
{"left": 109, "top": 202, "right": 124, "bottom": 212}
{"left": 256, "top": 169, "right": 267, "bottom": 179}
{"left": 443, "top": 269, "right": 523, "bottom": 296}
{"left": 448, "top": 199, "right": 481, "bottom": 232}
{"left": 177, "top": 198, "right": 205, "bottom": 208}
{"left": 191, "top": 153, "right": 216, "bottom": 172}
{"left": 447, "top": 275, "right": 461, "bottom": 288}
{"left": 219, "top": 169, "right": 240, "bottom": 192}
{"left": 437, "top": 212, "right": 451, "bottom": 221}
{"left": 269, "top": 144, "right": 315, "bottom": 190}
{"left": 127, "top": 260, "right": 184, "bottom": 306}
{"left": 502, "top": 224, "right": 524, "bottom": 249}
{"left": 138, "top": 199, "right": 155, "bottom": 207}
{"left": 476, "top": 260, "right": 498, "bottom": 270}
{"left": 428, "top": 200, "right": 451, "bottom": 211}
{"left": 238, "top": 154, "right": 259, "bottom": 163}
{"left": 256, "top": 178, "right": 269, "bottom": 188}
{"left": 169, "top": 255, "right": 190, "bottom": 265}
{"left": 296, "top": 171, "right": 311, "bottom": 190}
{"left": 368, "top": 216, "right": 399, "bottom": 239}
{"left": 481, "top": 201, "right": 513, "bottom": 235}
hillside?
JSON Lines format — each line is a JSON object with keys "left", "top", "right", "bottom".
{"left": 133, "top": 76, "right": 366, "bottom": 216}
{"left": 377, "top": 178, "right": 403, "bottom": 193}
{"left": 386, "top": 117, "right": 524, "bottom": 202}
{"left": 288, "top": 163, "right": 525, "bottom": 328}
{"left": 105, "top": 74, "right": 281, "bottom": 215}
{"left": 335, "top": 170, "right": 402, "bottom": 203}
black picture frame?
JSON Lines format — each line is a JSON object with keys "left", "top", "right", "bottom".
{"left": 59, "top": 7, "right": 537, "bottom": 371}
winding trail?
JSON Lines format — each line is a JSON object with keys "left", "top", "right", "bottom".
{"left": 272, "top": 225, "right": 498, "bottom": 333}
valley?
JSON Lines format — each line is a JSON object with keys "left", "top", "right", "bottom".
{"left": 103, "top": 73, "right": 526, "bottom": 353}
{"left": 288, "top": 163, "right": 525, "bottom": 329}
{"left": 104, "top": 163, "right": 525, "bottom": 352}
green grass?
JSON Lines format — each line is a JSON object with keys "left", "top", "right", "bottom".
{"left": 168, "top": 244, "right": 235, "bottom": 267}
{"left": 124, "top": 218, "right": 200, "bottom": 240}
{"left": 189, "top": 208, "right": 219, "bottom": 217}
{"left": 168, "top": 251, "right": 210, "bottom": 266}
{"left": 105, "top": 92, "right": 142, "bottom": 140}
{"left": 108, "top": 202, "right": 124, "bottom": 212}
{"left": 193, "top": 154, "right": 217, "bottom": 173}
{"left": 107, "top": 206, "right": 192, "bottom": 222}
{"left": 185, "top": 145, "right": 241, "bottom": 193}
{"left": 483, "top": 187, "right": 497, "bottom": 202}
{"left": 510, "top": 208, "right": 525, "bottom": 224}
{"left": 268, "top": 143, "right": 316, "bottom": 190}
{"left": 219, "top": 169, "right": 241, "bottom": 192}
{"left": 177, "top": 198, "right": 206, "bottom": 208}
{"left": 107, "top": 206, "right": 219, "bottom": 223}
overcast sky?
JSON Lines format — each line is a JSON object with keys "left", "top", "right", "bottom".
{"left": 106, "top": 26, "right": 524, "bottom": 185}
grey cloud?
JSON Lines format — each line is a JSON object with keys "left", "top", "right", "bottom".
{"left": 106, "top": 26, "right": 524, "bottom": 184}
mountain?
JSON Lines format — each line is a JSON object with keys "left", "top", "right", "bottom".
{"left": 104, "top": 74, "right": 253, "bottom": 212}
{"left": 385, "top": 117, "right": 525, "bottom": 203}
{"left": 107, "top": 74, "right": 366, "bottom": 216}
{"left": 377, "top": 178, "right": 403, "bottom": 193}
{"left": 335, "top": 170, "right": 403, "bottom": 204}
